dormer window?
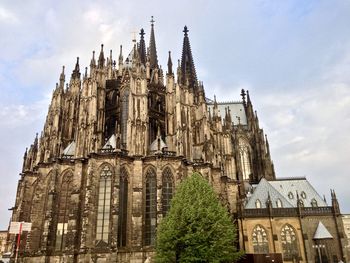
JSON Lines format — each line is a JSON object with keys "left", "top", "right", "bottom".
{"left": 311, "top": 198, "right": 318, "bottom": 207}
{"left": 288, "top": 192, "right": 294, "bottom": 199}
{"left": 255, "top": 199, "right": 262, "bottom": 208}
{"left": 301, "top": 191, "right": 307, "bottom": 199}
{"left": 276, "top": 199, "right": 283, "bottom": 208}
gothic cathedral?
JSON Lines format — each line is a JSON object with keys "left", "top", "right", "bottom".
{"left": 12, "top": 20, "right": 281, "bottom": 263}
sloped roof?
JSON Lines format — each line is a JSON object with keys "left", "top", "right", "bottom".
{"left": 245, "top": 177, "right": 327, "bottom": 209}
{"left": 246, "top": 178, "right": 293, "bottom": 208}
{"left": 150, "top": 137, "right": 167, "bottom": 152}
{"left": 62, "top": 141, "right": 75, "bottom": 156}
{"left": 269, "top": 178, "right": 327, "bottom": 207}
{"left": 103, "top": 134, "right": 116, "bottom": 150}
{"left": 313, "top": 221, "right": 333, "bottom": 239}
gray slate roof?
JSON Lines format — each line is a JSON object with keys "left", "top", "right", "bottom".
{"left": 245, "top": 177, "right": 327, "bottom": 209}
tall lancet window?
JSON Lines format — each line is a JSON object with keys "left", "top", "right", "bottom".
{"left": 96, "top": 165, "right": 112, "bottom": 244}
{"left": 29, "top": 173, "right": 52, "bottom": 252}
{"left": 55, "top": 172, "right": 73, "bottom": 251}
{"left": 252, "top": 225, "right": 269, "bottom": 253}
{"left": 239, "top": 138, "right": 252, "bottom": 180}
{"left": 162, "top": 167, "right": 173, "bottom": 216}
{"left": 145, "top": 168, "right": 157, "bottom": 246}
{"left": 121, "top": 89, "right": 129, "bottom": 147}
{"left": 117, "top": 167, "right": 128, "bottom": 247}
{"left": 281, "top": 224, "right": 299, "bottom": 261}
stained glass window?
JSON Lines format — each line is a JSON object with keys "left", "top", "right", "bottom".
{"left": 145, "top": 168, "right": 157, "bottom": 246}
{"left": 96, "top": 165, "right": 112, "bottom": 244}
{"left": 117, "top": 167, "right": 128, "bottom": 247}
{"left": 239, "top": 139, "right": 252, "bottom": 180}
{"left": 252, "top": 225, "right": 269, "bottom": 253}
{"left": 55, "top": 172, "right": 73, "bottom": 251}
{"left": 281, "top": 224, "right": 299, "bottom": 261}
{"left": 162, "top": 167, "right": 173, "bottom": 216}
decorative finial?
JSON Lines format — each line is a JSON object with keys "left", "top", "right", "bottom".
{"left": 150, "top": 16, "right": 155, "bottom": 26}
{"left": 140, "top": 28, "right": 145, "bottom": 37}
{"left": 183, "top": 25, "right": 189, "bottom": 36}
{"left": 167, "top": 51, "right": 173, "bottom": 74}
{"left": 241, "top": 89, "right": 246, "bottom": 102}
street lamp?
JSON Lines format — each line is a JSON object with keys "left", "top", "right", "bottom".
{"left": 312, "top": 244, "right": 325, "bottom": 263}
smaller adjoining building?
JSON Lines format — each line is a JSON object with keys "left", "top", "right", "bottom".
{"left": 237, "top": 177, "right": 348, "bottom": 263}
{"left": 342, "top": 214, "right": 350, "bottom": 261}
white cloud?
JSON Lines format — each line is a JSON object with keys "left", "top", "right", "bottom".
{"left": 0, "top": 6, "right": 18, "bottom": 24}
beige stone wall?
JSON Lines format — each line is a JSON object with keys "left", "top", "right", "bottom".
{"left": 240, "top": 217, "right": 307, "bottom": 263}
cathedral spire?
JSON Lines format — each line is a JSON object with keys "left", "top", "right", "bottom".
{"left": 265, "top": 134, "right": 270, "bottom": 156}
{"left": 109, "top": 50, "right": 113, "bottom": 65}
{"left": 149, "top": 16, "right": 158, "bottom": 69}
{"left": 90, "top": 51, "right": 96, "bottom": 68}
{"left": 180, "top": 26, "right": 198, "bottom": 88}
{"left": 59, "top": 66, "right": 65, "bottom": 88}
{"left": 167, "top": 51, "right": 173, "bottom": 75}
{"left": 139, "top": 28, "right": 147, "bottom": 65}
{"left": 119, "top": 45, "right": 123, "bottom": 64}
{"left": 98, "top": 44, "right": 105, "bottom": 68}
{"left": 71, "top": 57, "right": 80, "bottom": 79}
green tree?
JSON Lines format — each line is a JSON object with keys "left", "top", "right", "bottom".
{"left": 155, "top": 173, "right": 243, "bottom": 263}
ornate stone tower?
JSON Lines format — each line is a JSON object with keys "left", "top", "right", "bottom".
{"left": 11, "top": 19, "right": 274, "bottom": 263}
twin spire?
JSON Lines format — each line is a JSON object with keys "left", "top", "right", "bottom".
{"left": 180, "top": 25, "right": 197, "bottom": 88}
{"left": 59, "top": 18, "right": 198, "bottom": 88}
{"left": 148, "top": 16, "right": 158, "bottom": 69}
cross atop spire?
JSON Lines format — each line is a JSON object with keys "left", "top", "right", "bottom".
{"left": 180, "top": 25, "right": 197, "bottom": 88}
{"left": 148, "top": 16, "right": 158, "bottom": 69}
{"left": 139, "top": 28, "right": 147, "bottom": 65}
{"left": 183, "top": 25, "right": 189, "bottom": 36}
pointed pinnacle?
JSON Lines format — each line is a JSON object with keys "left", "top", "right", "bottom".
{"left": 167, "top": 51, "right": 173, "bottom": 74}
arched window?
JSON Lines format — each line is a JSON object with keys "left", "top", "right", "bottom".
{"left": 96, "top": 165, "right": 112, "bottom": 244}
{"left": 281, "top": 224, "right": 299, "bottom": 261}
{"left": 121, "top": 90, "right": 129, "bottom": 146}
{"left": 252, "top": 225, "right": 269, "bottom": 253}
{"left": 162, "top": 167, "right": 173, "bottom": 216}
{"left": 145, "top": 168, "right": 157, "bottom": 246}
{"left": 255, "top": 199, "right": 262, "bottom": 208}
{"left": 311, "top": 198, "right": 318, "bottom": 207}
{"left": 239, "top": 139, "right": 252, "bottom": 180}
{"left": 276, "top": 199, "right": 283, "bottom": 208}
{"left": 300, "top": 191, "right": 307, "bottom": 199}
{"left": 117, "top": 167, "right": 128, "bottom": 247}
{"left": 28, "top": 173, "right": 52, "bottom": 252}
{"left": 288, "top": 192, "right": 294, "bottom": 199}
{"left": 55, "top": 172, "right": 73, "bottom": 251}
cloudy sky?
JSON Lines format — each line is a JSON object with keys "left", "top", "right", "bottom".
{"left": 0, "top": 0, "right": 350, "bottom": 228}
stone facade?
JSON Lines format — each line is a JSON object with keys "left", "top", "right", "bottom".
{"left": 10, "top": 21, "right": 274, "bottom": 263}
{"left": 238, "top": 180, "right": 348, "bottom": 263}
{"left": 11, "top": 19, "right": 346, "bottom": 263}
